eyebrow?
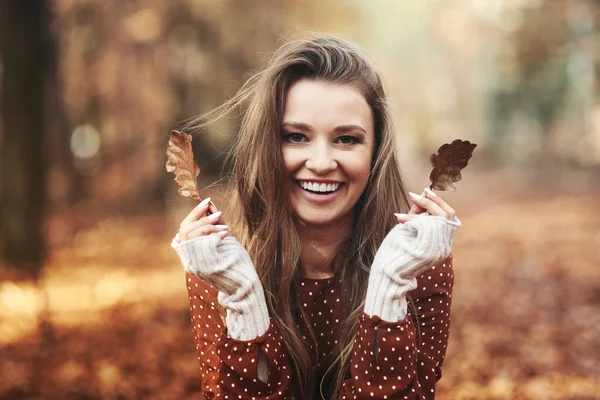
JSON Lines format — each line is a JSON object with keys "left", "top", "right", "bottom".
{"left": 282, "top": 121, "right": 367, "bottom": 134}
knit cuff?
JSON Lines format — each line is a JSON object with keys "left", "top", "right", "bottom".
{"left": 171, "top": 234, "right": 221, "bottom": 280}
{"left": 364, "top": 275, "right": 417, "bottom": 322}
{"left": 171, "top": 234, "right": 256, "bottom": 294}
{"left": 171, "top": 234, "right": 270, "bottom": 340}
{"left": 171, "top": 233, "right": 217, "bottom": 276}
{"left": 219, "top": 284, "right": 271, "bottom": 340}
{"left": 364, "top": 215, "right": 460, "bottom": 322}
{"left": 390, "top": 215, "right": 460, "bottom": 279}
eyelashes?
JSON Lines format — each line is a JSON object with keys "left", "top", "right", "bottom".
{"left": 282, "top": 132, "right": 307, "bottom": 143}
{"left": 336, "top": 135, "right": 361, "bottom": 145}
{"left": 282, "top": 132, "right": 364, "bottom": 145}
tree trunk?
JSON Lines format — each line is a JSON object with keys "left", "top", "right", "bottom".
{"left": 0, "top": 0, "right": 52, "bottom": 278}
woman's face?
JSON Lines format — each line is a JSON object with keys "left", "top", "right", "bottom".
{"left": 281, "top": 79, "right": 375, "bottom": 227}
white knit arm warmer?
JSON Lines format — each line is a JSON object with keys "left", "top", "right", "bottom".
{"left": 364, "top": 215, "right": 461, "bottom": 322}
{"left": 171, "top": 235, "right": 270, "bottom": 341}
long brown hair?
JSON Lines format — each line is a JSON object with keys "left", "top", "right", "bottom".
{"left": 191, "top": 34, "right": 411, "bottom": 399}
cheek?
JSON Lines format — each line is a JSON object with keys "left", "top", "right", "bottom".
{"left": 343, "top": 153, "right": 372, "bottom": 184}
{"left": 354, "top": 161, "right": 372, "bottom": 188}
{"left": 281, "top": 148, "right": 301, "bottom": 175}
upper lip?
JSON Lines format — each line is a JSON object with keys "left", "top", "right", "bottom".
{"left": 295, "top": 179, "right": 344, "bottom": 184}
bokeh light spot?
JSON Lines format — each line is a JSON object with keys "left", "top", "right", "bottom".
{"left": 70, "top": 124, "right": 101, "bottom": 159}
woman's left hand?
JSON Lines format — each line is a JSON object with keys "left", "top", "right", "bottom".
{"left": 395, "top": 187, "right": 456, "bottom": 223}
{"left": 366, "top": 187, "right": 460, "bottom": 321}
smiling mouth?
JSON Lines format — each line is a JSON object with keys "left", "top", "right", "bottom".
{"left": 297, "top": 180, "right": 343, "bottom": 194}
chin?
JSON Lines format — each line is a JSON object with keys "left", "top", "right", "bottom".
{"left": 297, "top": 216, "right": 334, "bottom": 226}
{"left": 293, "top": 209, "right": 348, "bottom": 227}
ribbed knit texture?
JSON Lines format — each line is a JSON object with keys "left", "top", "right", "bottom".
{"left": 172, "top": 214, "right": 459, "bottom": 336}
{"left": 364, "top": 215, "right": 461, "bottom": 322}
{"left": 171, "top": 234, "right": 270, "bottom": 341}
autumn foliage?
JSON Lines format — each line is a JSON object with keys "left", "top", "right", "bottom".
{"left": 1, "top": 0, "right": 600, "bottom": 398}
{"left": 1, "top": 172, "right": 599, "bottom": 399}
{"left": 165, "top": 131, "right": 202, "bottom": 202}
{"left": 429, "top": 140, "right": 477, "bottom": 192}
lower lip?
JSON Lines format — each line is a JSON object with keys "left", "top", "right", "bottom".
{"left": 294, "top": 182, "right": 343, "bottom": 203}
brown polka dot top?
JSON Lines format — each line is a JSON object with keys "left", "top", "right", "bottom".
{"left": 186, "top": 256, "right": 454, "bottom": 399}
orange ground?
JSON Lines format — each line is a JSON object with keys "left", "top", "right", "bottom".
{"left": 1, "top": 169, "right": 599, "bottom": 399}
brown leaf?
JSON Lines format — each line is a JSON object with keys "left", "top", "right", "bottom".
{"left": 429, "top": 139, "right": 477, "bottom": 191}
{"left": 165, "top": 130, "right": 201, "bottom": 201}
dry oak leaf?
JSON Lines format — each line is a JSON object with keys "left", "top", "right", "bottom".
{"left": 165, "top": 130, "right": 201, "bottom": 201}
{"left": 429, "top": 139, "right": 477, "bottom": 191}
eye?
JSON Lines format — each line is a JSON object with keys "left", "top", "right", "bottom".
{"left": 283, "top": 132, "right": 307, "bottom": 143}
{"left": 336, "top": 135, "right": 360, "bottom": 145}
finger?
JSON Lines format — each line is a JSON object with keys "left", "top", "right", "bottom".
{"left": 211, "top": 208, "right": 226, "bottom": 225}
{"left": 408, "top": 192, "right": 448, "bottom": 218}
{"left": 394, "top": 213, "right": 421, "bottom": 224}
{"left": 181, "top": 218, "right": 227, "bottom": 235}
{"left": 181, "top": 197, "right": 212, "bottom": 225}
{"left": 183, "top": 221, "right": 228, "bottom": 241}
{"left": 203, "top": 210, "right": 224, "bottom": 226}
{"left": 408, "top": 203, "right": 425, "bottom": 215}
{"left": 208, "top": 201, "right": 220, "bottom": 214}
{"left": 181, "top": 223, "right": 220, "bottom": 241}
{"left": 210, "top": 229, "right": 228, "bottom": 240}
{"left": 423, "top": 188, "right": 456, "bottom": 219}
{"left": 407, "top": 190, "right": 428, "bottom": 216}
{"left": 407, "top": 191, "right": 427, "bottom": 215}
{"left": 193, "top": 210, "right": 224, "bottom": 227}
{"left": 184, "top": 211, "right": 224, "bottom": 233}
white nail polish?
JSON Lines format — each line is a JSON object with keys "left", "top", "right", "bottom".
{"left": 394, "top": 213, "right": 408, "bottom": 218}
{"left": 409, "top": 192, "right": 423, "bottom": 200}
{"left": 207, "top": 211, "right": 222, "bottom": 221}
{"left": 424, "top": 188, "right": 437, "bottom": 197}
{"left": 214, "top": 224, "right": 228, "bottom": 230}
{"left": 198, "top": 197, "right": 211, "bottom": 208}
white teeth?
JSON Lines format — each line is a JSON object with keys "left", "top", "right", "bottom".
{"left": 299, "top": 181, "right": 340, "bottom": 193}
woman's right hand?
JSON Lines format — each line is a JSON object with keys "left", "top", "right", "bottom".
{"left": 173, "top": 196, "right": 259, "bottom": 295}
{"left": 171, "top": 199, "right": 271, "bottom": 340}
{"left": 178, "top": 197, "right": 228, "bottom": 242}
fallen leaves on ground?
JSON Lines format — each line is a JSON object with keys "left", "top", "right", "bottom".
{"left": 1, "top": 177, "right": 599, "bottom": 399}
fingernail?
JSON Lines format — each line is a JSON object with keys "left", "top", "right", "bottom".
{"left": 394, "top": 213, "right": 408, "bottom": 218}
{"left": 409, "top": 192, "right": 423, "bottom": 200}
{"left": 214, "top": 224, "right": 228, "bottom": 230}
{"left": 216, "top": 230, "right": 228, "bottom": 237}
{"left": 207, "top": 211, "right": 222, "bottom": 221}
{"left": 424, "top": 187, "right": 437, "bottom": 197}
{"left": 198, "top": 197, "right": 211, "bottom": 208}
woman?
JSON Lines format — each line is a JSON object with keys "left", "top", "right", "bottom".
{"left": 172, "top": 35, "right": 460, "bottom": 399}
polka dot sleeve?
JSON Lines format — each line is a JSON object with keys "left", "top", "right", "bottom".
{"left": 339, "top": 257, "right": 454, "bottom": 399}
{"left": 185, "top": 255, "right": 454, "bottom": 399}
{"left": 186, "top": 273, "right": 294, "bottom": 398}
{"left": 411, "top": 256, "right": 454, "bottom": 379}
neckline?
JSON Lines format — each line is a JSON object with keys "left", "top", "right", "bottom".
{"left": 299, "top": 275, "right": 335, "bottom": 283}
{"left": 298, "top": 269, "right": 341, "bottom": 285}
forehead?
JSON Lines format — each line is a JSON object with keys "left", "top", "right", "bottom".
{"left": 282, "top": 79, "right": 374, "bottom": 132}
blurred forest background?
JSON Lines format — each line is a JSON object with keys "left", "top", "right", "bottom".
{"left": 1, "top": 0, "right": 599, "bottom": 399}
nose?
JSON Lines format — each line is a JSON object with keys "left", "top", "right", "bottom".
{"left": 305, "top": 141, "right": 337, "bottom": 174}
